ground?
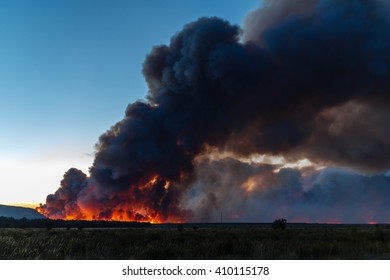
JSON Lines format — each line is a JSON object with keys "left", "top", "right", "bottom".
{"left": 0, "top": 225, "right": 390, "bottom": 259}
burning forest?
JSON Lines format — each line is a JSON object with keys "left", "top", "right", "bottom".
{"left": 38, "top": 0, "right": 390, "bottom": 224}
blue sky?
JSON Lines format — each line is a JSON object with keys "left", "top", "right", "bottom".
{"left": 0, "top": 0, "right": 260, "bottom": 205}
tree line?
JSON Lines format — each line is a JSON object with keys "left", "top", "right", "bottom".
{"left": 0, "top": 216, "right": 152, "bottom": 229}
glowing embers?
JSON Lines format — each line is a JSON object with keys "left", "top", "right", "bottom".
{"left": 91, "top": 175, "right": 179, "bottom": 223}
{"left": 97, "top": 205, "right": 163, "bottom": 223}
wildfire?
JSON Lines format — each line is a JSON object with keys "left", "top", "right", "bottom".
{"left": 37, "top": 175, "right": 186, "bottom": 224}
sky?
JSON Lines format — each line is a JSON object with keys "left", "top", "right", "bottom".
{"left": 0, "top": 0, "right": 261, "bottom": 205}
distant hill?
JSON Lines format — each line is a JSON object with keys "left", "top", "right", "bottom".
{"left": 0, "top": 204, "right": 46, "bottom": 219}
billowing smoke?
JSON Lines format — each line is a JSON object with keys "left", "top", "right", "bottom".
{"left": 38, "top": 0, "right": 390, "bottom": 223}
{"left": 186, "top": 158, "right": 390, "bottom": 223}
{"left": 38, "top": 168, "right": 87, "bottom": 219}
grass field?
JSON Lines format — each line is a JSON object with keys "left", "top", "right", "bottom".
{"left": 1, "top": 226, "right": 390, "bottom": 259}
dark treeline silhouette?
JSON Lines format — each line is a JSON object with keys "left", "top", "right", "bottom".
{"left": 0, "top": 216, "right": 151, "bottom": 229}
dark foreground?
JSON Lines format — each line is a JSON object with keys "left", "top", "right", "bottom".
{"left": 1, "top": 225, "right": 390, "bottom": 259}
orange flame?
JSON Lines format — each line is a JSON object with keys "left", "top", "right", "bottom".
{"left": 37, "top": 175, "right": 187, "bottom": 224}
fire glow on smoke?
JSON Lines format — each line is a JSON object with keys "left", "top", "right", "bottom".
{"left": 38, "top": 0, "right": 390, "bottom": 223}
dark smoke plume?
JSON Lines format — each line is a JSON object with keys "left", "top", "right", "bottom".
{"left": 39, "top": 0, "right": 390, "bottom": 222}
{"left": 185, "top": 158, "right": 390, "bottom": 223}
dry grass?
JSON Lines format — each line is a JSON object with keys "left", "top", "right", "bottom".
{"left": 1, "top": 226, "right": 390, "bottom": 259}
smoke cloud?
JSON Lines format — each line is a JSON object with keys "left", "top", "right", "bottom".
{"left": 38, "top": 0, "right": 390, "bottom": 223}
{"left": 186, "top": 158, "right": 390, "bottom": 223}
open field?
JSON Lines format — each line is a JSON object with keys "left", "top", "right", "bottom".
{"left": 1, "top": 225, "right": 390, "bottom": 259}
